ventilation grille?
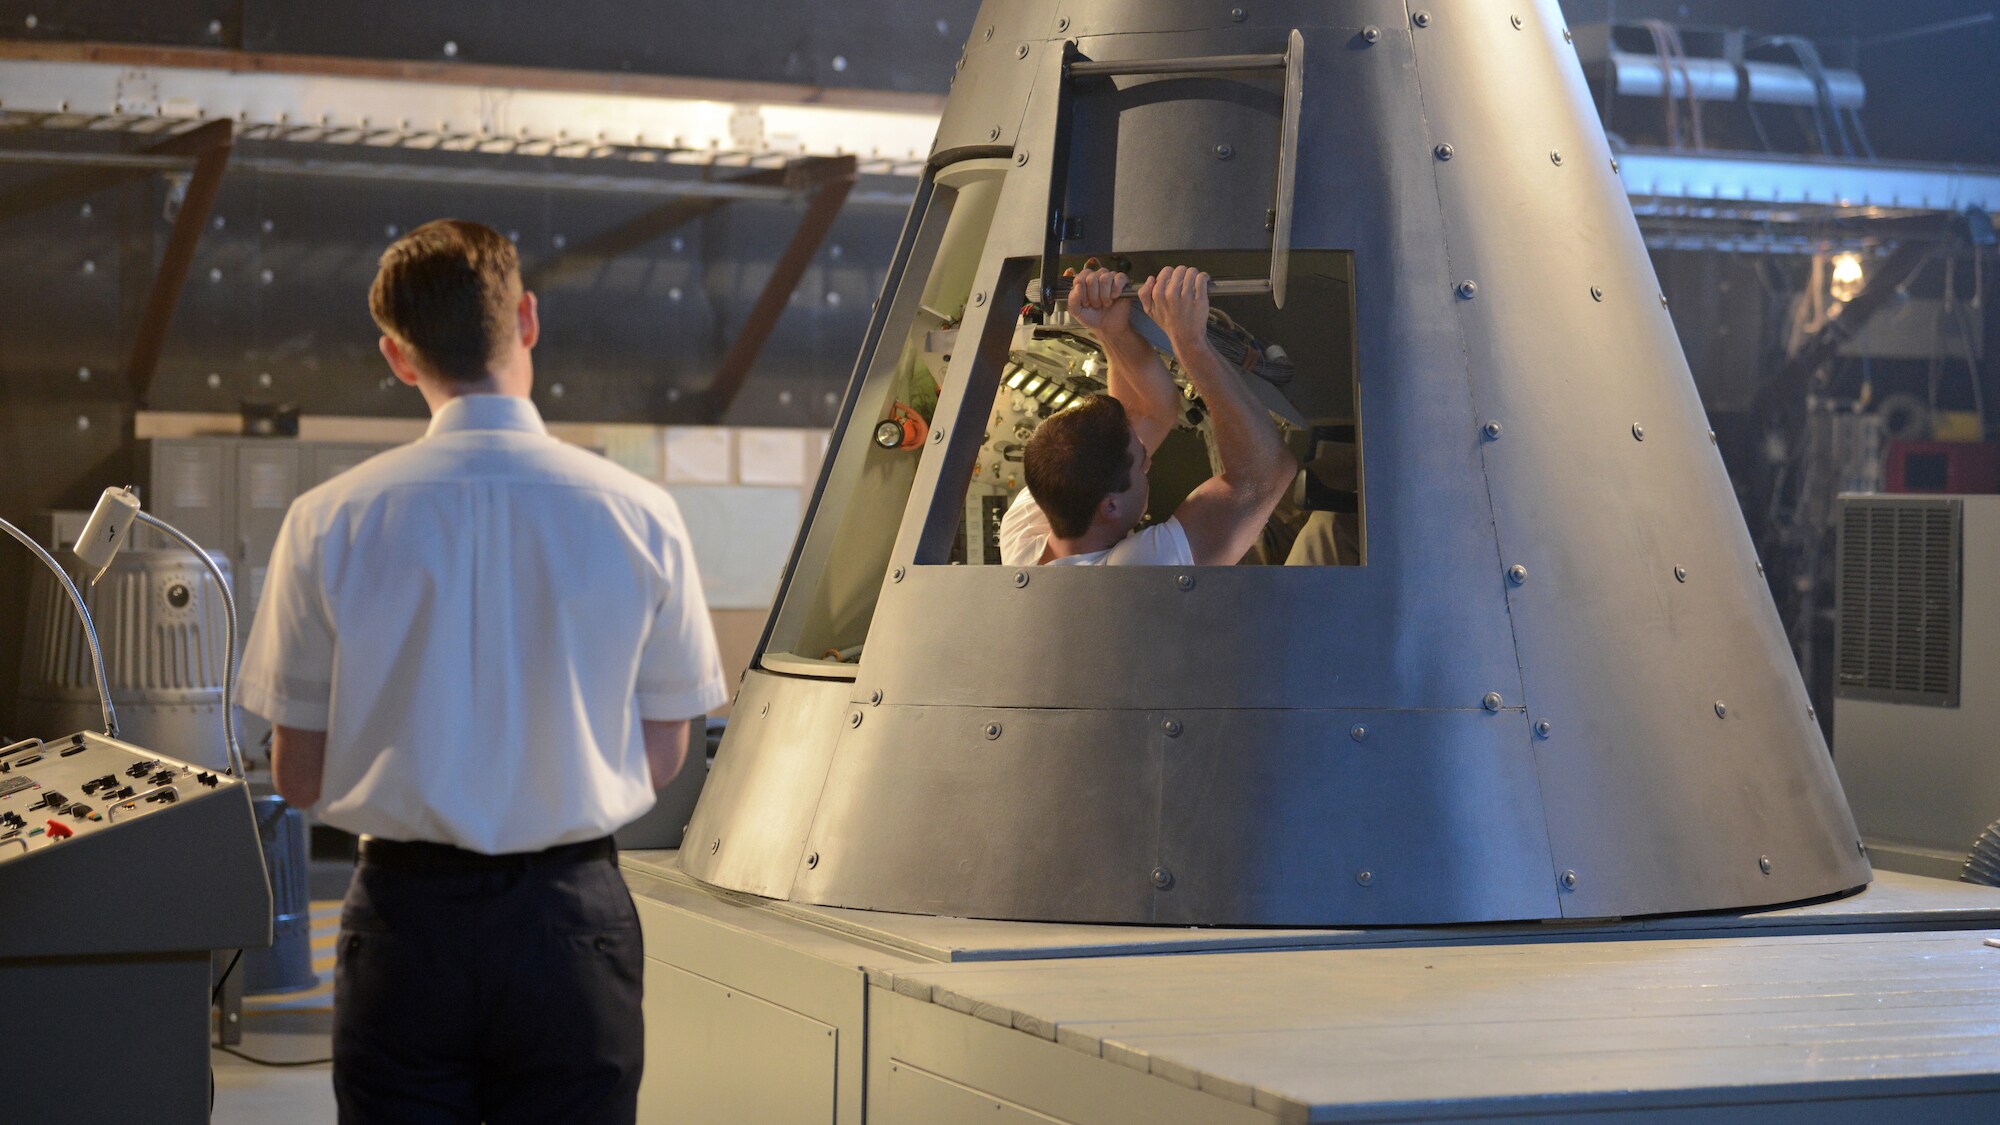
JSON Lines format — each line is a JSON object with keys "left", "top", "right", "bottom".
{"left": 1836, "top": 498, "right": 1961, "bottom": 707}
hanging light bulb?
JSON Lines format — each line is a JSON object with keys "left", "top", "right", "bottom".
{"left": 1831, "top": 252, "right": 1865, "bottom": 303}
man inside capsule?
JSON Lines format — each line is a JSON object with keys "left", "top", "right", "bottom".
{"left": 998, "top": 265, "right": 1298, "bottom": 566}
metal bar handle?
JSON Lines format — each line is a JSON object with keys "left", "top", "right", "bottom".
{"left": 1068, "top": 52, "right": 1287, "bottom": 78}
{"left": 0, "top": 836, "right": 28, "bottom": 855}
{"left": 0, "top": 738, "right": 43, "bottom": 759}
{"left": 1032, "top": 275, "right": 1274, "bottom": 303}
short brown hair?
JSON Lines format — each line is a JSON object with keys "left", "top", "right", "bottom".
{"left": 1024, "top": 394, "right": 1135, "bottom": 540}
{"left": 368, "top": 219, "right": 522, "bottom": 383}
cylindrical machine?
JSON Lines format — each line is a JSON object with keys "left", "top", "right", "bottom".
{"left": 240, "top": 795, "right": 316, "bottom": 995}
{"left": 17, "top": 546, "right": 233, "bottom": 771}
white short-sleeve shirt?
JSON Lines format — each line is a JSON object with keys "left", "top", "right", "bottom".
{"left": 238, "top": 394, "right": 729, "bottom": 854}
{"left": 996, "top": 489, "right": 1193, "bottom": 567}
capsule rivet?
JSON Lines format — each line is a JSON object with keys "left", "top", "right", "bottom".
{"left": 1511, "top": 14, "right": 1524, "bottom": 29}
{"left": 1560, "top": 869, "right": 1579, "bottom": 891}
{"left": 893, "top": 566, "right": 906, "bottom": 582}
{"left": 1013, "top": 570, "right": 1029, "bottom": 588}
{"left": 1483, "top": 692, "right": 1504, "bottom": 712}
{"left": 1350, "top": 724, "right": 1368, "bottom": 743}
{"left": 849, "top": 710, "right": 864, "bottom": 728}
{"left": 1356, "top": 870, "right": 1375, "bottom": 887}
{"left": 1162, "top": 719, "right": 1183, "bottom": 738}
{"left": 1362, "top": 25, "right": 1382, "bottom": 43}
{"left": 973, "top": 290, "right": 987, "bottom": 306}
{"left": 1230, "top": 7, "right": 1247, "bottom": 23}
{"left": 1591, "top": 285, "right": 1604, "bottom": 302}
{"left": 1715, "top": 701, "right": 1728, "bottom": 719}
{"left": 1016, "top": 43, "right": 1030, "bottom": 59}
{"left": 1151, "top": 867, "right": 1174, "bottom": 890}
{"left": 1057, "top": 16, "right": 1071, "bottom": 32}
{"left": 1014, "top": 151, "right": 1030, "bottom": 167}
{"left": 1457, "top": 280, "right": 1479, "bottom": 300}
{"left": 806, "top": 852, "right": 820, "bottom": 869}
{"left": 1535, "top": 718, "right": 1553, "bottom": 739}
{"left": 870, "top": 689, "right": 884, "bottom": 706}
{"left": 988, "top": 126, "right": 1002, "bottom": 142}
{"left": 1434, "top": 142, "right": 1455, "bottom": 161}
{"left": 984, "top": 722, "right": 1003, "bottom": 740}
{"left": 1552, "top": 150, "right": 1564, "bottom": 166}
{"left": 1482, "top": 420, "right": 1503, "bottom": 440}
{"left": 1213, "top": 143, "right": 1235, "bottom": 161}
{"left": 1507, "top": 564, "right": 1528, "bottom": 586}
{"left": 1674, "top": 565, "right": 1687, "bottom": 583}
{"left": 1413, "top": 11, "right": 1433, "bottom": 28}
{"left": 1632, "top": 423, "right": 1646, "bottom": 441}
{"left": 1759, "top": 855, "right": 1773, "bottom": 875}
{"left": 710, "top": 838, "right": 720, "bottom": 855}
{"left": 1176, "top": 574, "right": 1196, "bottom": 591}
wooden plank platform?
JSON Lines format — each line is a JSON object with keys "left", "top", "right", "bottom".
{"left": 622, "top": 852, "right": 2000, "bottom": 1123}
{"left": 875, "top": 930, "right": 2000, "bottom": 1122}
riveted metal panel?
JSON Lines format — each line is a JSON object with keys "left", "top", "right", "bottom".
{"left": 681, "top": 670, "right": 852, "bottom": 900}
{"left": 788, "top": 706, "right": 1164, "bottom": 922}
{"left": 1053, "top": 0, "right": 1405, "bottom": 38}
{"left": 1151, "top": 707, "right": 1559, "bottom": 925}
{"left": 932, "top": 0, "right": 1064, "bottom": 160}
{"left": 1405, "top": 0, "right": 1867, "bottom": 917}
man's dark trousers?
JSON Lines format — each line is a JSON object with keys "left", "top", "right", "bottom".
{"left": 333, "top": 837, "right": 644, "bottom": 1125}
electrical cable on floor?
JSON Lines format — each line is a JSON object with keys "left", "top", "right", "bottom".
{"left": 213, "top": 1044, "right": 334, "bottom": 1068}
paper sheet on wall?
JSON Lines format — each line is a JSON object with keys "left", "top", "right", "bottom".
{"left": 663, "top": 427, "right": 734, "bottom": 484}
{"left": 737, "top": 430, "right": 809, "bottom": 486}
{"left": 664, "top": 485, "right": 803, "bottom": 610}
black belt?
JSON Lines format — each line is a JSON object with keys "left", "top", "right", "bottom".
{"left": 358, "top": 835, "right": 616, "bottom": 873}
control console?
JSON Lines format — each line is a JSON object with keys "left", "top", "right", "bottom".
{"left": 0, "top": 729, "right": 269, "bottom": 1124}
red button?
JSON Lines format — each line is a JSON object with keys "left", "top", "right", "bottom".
{"left": 44, "top": 820, "right": 72, "bottom": 839}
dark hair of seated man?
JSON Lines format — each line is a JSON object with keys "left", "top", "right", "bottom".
{"left": 1023, "top": 394, "right": 1137, "bottom": 540}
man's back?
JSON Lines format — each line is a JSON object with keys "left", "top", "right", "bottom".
{"left": 241, "top": 394, "right": 726, "bottom": 855}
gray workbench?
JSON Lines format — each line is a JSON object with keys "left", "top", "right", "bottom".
{"left": 622, "top": 851, "right": 2000, "bottom": 1124}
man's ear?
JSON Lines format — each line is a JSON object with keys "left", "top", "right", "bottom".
{"left": 379, "top": 336, "right": 423, "bottom": 387}
{"left": 1097, "top": 492, "right": 1123, "bottom": 526}
{"left": 517, "top": 290, "right": 540, "bottom": 351}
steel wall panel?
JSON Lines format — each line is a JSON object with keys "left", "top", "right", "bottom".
{"left": 1406, "top": 0, "right": 1866, "bottom": 916}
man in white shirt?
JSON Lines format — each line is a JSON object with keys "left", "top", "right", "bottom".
{"left": 238, "top": 219, "right": 727, "bottom": 1124}
{"left": 998, "top": 265, "right": 1297, "bottom": 567}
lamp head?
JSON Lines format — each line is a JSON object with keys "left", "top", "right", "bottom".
{"left": 75, "top": 487, "right": 141, "bottom": 583}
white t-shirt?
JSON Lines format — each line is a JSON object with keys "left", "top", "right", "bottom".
{"left": 238, "top": 394, "right": 729, "bottom": 855}
{"left": 997, "top": 488, "right": 1193, "bottom": 567}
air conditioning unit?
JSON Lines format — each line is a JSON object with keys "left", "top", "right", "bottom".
{"left": 1832, "top": 494, "right": 1999, "bottom": 877}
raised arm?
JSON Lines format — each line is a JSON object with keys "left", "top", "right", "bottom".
{"left": 1066, "top": 266, "right": 1178, "bottom": 455}
{"left": 1139, "top": 266, "right": 1298, "bottom": 566}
